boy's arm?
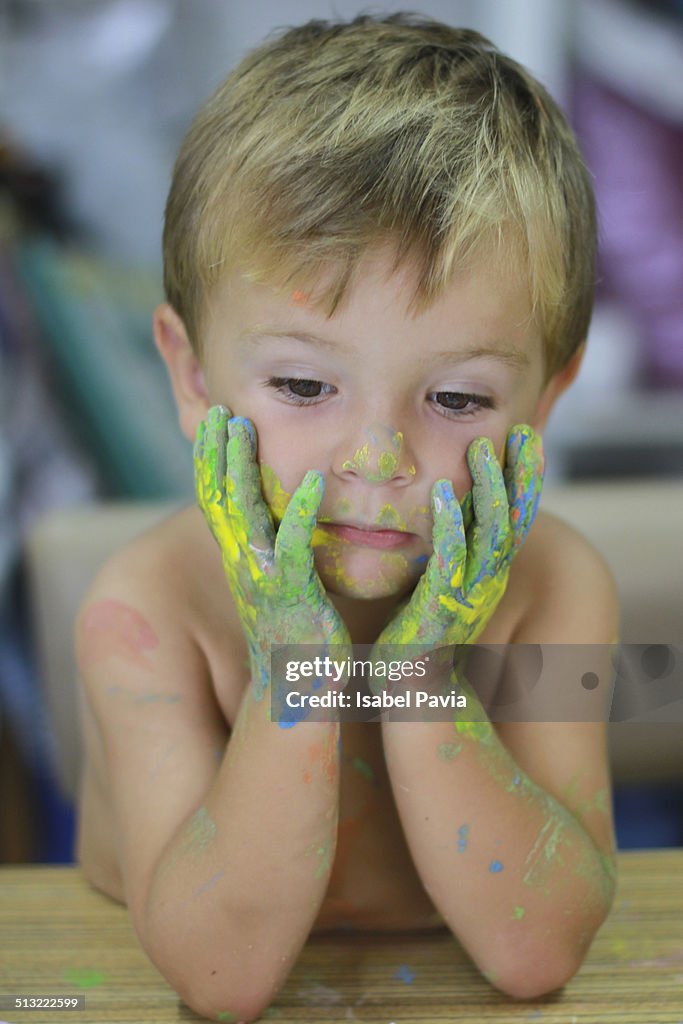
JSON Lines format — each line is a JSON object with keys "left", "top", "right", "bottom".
{"left": 75, "top": 406, "right": 353, "bottom": 1023}
{"left": 76, "top": 574, "right": 340, "bottom": 1024}
{"left": 380, "top": 524, "right": 619, "bottom": 1001}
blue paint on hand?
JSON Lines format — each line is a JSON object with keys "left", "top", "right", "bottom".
{"left": 489, "top": 859, "right": 504, "bottom": 873}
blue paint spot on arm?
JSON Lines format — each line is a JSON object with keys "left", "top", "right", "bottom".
{"left": 489, "top": 859, "right": 504, "bottom": 873}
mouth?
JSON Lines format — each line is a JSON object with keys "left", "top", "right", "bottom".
{"left": 318, "top": 521, "right": 419, "bottom": 550}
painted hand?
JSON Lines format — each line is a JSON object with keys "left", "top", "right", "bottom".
{"left": 194, "top": 405, "right": 352, "bottom": 701}
{"left": 371, "top": 424, "right": 544, "bottom": 662}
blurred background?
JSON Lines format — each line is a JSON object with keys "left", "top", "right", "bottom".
{"left": 0, "top": 0, "right": 682, "bottom": 863}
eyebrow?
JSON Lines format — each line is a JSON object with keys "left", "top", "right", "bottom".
{"left": 240, "top": 329, "right": 531, "bottom": 369}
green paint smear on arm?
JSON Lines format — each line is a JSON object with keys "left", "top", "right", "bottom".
{"left": 437, "top": 742, "right": 462, "bottom": 761}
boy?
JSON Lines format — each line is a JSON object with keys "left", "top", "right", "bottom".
{"left": 75, "top": 14, "right": 619, "bottom": 1021}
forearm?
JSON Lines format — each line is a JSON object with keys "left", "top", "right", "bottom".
{"left": 143, "top": 681, "right": 339, "bottom": 1019}
{"left": 381, "top": 687, "right": 616, "bottom": 998}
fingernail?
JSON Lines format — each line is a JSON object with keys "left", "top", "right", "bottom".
{"left": 440, "top": 479, "right": 455, "bottom": 502}
{"left": 209, "top": 405, "right": 230, "bottom": 430}
{"left": 229, "top": 416, "right": 256, "bottom": 451}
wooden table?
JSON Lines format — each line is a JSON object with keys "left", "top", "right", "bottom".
{"left": 1, "top": 851, "right": 683, "bottom": 1022}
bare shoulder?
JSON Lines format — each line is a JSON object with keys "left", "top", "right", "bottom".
{"left": 509, "top": 507, "right": 620, "bottom": 644}
{"left": 75, "top": 503, "right": 248, "bottom": 722}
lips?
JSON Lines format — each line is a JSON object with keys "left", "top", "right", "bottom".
{"left": 319, "top": 521, "right": 418, "bottom": 549}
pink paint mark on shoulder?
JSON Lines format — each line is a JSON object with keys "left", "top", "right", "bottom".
{"left": 80, "top": 598, "right": 159, "bottom": 671}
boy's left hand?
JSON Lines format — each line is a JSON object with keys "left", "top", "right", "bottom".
{"left": 371, "top": 424, "right": 544, "bottom": 660}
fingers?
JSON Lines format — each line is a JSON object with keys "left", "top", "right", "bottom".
{"left": 464, "top": 436, "right": 510, "bottom": 588}
{"left": 225, "top": 415, "right": 276, "bottom": 553}
{"left": 274, "top": 470, "right": 325, "bottom": 575}
{"left": 503, "top": 425, "right": 544, "bottom": 549}
{"left": 420, "top": 479, "right": 467, "bottom": 612}
{"left": 194, "top": 404, "right": 232, "bottom": 508}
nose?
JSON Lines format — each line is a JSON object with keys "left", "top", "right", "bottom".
{"left": 333, "top": 421, "right": 417, "bottom": 486}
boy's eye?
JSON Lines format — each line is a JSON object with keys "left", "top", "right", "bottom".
{"left": 265, "top": 376, "right": 334, "bottom": 403}
{"left": 430, "top": 391, "right": 494, "bottom": 416}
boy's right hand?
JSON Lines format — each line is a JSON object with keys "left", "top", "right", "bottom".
{"left": 194, "top": 405, "right": 351, "bottom": 701}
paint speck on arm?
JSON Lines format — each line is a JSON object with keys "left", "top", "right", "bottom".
{"left": 489, "top": 859, "right": 504, "bottom": 873}
{"left": 457, "top": 823, "right": 469, "bottom": 853}
{"left": 513, "top": 905, "right": 526, "bottom": 919}
{"left": 438, "top": 741, "right": 462, "bottom": 761}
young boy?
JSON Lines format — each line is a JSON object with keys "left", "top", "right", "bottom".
{"left": 75, "top": 14, "right": 619, "bottom": 1020}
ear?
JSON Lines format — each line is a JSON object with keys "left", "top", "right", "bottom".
{"left": 153, "top": 303, "right": 209, "bottom": 443}
{"left": 531, "top": 343, "right": 586, "bottom": 433}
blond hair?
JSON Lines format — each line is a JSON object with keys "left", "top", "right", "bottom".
{"left": 163, "top": 13, "right": 596, "bottom": 381}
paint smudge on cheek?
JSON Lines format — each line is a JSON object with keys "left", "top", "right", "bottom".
{"left": 79, "top": 599, "right": 159, "bottom": 672}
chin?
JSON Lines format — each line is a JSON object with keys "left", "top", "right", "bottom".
{"left": 315, "top": 545, "right": 422, "bottom": 601}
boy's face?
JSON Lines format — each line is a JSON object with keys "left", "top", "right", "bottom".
{"left": 193, "top": 246, "right": 560, "bottom": 601}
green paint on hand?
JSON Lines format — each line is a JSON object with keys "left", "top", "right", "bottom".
{"left": 62, "top": 968, "right": 106, "bottom": 989}
{"left": 454, "top": 719, "right": 493, "bottom": 744}
{"left": 513, "top": 905, "right": 526, "bottom": 919}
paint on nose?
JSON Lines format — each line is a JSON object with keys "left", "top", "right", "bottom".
{"left": 342, "top": 424, "right": 409, "bottom": 482}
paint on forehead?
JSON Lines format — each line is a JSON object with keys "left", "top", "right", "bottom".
{"left": 79, "top": 598, "right": 158, "bottom": 672}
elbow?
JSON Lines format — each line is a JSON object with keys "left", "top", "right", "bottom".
{"left": 485, "top": 929, "right": 593, "bottom": 999}
{"left": 490, "top": 949, "right": 583, "bottom": 1001}
{"left": 142, "top": 920, "right": 283, "bottom": 1023}
{"left": 177, "top": 981, "right": 274, "bottom": 1024}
